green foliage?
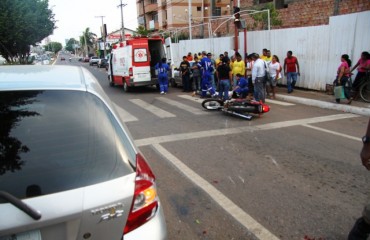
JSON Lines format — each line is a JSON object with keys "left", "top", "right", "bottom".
{"left": 44, "top": 42, "right": 62, "bottom": 54}
{"left": 135, "top": 25, "right": 149, "bottom": 37}
{"left": 65, "top": 38, "right": 78, "bottom": 53}
{"left": 250, "top": 3, "right": 282, "bottom": 30}
{"left": 80, "top": 28, "right": 96, "bottom": 56}
{"left": 0, "top": 0, "right": 56, "bottom": 64}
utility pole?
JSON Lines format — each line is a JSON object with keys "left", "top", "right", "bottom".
{"left": 142, "top": 0, "right": 147, "bottom": 30}
{"left": 117, "top": 0, "right": 127, "bottom": 41}
{"left": 95, "top": 16, "right": 107, "bottom": 58}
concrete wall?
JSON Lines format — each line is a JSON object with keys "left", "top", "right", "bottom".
{"left": 170, "top": 11, "right": 370, "bottom": 91}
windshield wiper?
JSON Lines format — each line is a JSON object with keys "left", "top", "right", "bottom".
{"left": 0, "top": 191, "right": 41, "bottom": 220}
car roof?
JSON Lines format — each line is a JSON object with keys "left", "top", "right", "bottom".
{"left": 0, "top": 65, "right": 102, "bottom": 93}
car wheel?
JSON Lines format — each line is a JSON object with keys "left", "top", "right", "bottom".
{"left": 170, "top": 78, "right": 177, "bottom": 87}
{"left": 108, "top": 76, "right": 114, "bottom": 87}
{"left": 123, "top": 81, "right": 130, "bottom": 92}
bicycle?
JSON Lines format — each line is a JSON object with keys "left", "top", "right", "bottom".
{"left": 351, "top": 70, "right": 370, "bottom": 103}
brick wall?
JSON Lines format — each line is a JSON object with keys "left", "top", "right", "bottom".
{"left": 275, "top": 0, "right": 370, "bottom": 29}
{"left": 237, "top": 0, "right": 370, "bottom": 30}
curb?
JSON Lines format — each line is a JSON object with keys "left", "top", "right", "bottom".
{"left": 275, "top": 94, "right": 370, "bottom": 117}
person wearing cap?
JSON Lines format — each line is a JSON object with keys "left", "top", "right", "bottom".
{"left": 198, "top": 52, "right": 216, "bottom": 98}
{"left": 251, "top": 53, "right": 266, "bottom": 102}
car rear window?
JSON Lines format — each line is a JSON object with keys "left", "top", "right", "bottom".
{"left": 0, "top": 90, "right": 135, "bottom": 201}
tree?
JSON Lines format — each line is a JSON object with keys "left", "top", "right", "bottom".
{"left": 0, "top": 0, "right": 56, "bottom": 64}
{"left": 250, "top": 3, "right": 282, "bottom": 30}
{"left": 65, "top": 38, "right": 78, "bottom": 54}
{"left": 135, "top": 25, "right": 149, "bottom": 37}
{"left": 80, "top": 28, "right": 96, "bottom": 57}
{"left": 44, "top": 41, "right": 62, "bottom": 54}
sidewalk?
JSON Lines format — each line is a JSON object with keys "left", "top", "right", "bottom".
{"left": 273, "top": 86, "right": 370, "bottom": 117}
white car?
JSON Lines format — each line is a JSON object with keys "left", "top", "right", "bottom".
{"left": 0, "top": 65, "right": 167, "bottom": 240}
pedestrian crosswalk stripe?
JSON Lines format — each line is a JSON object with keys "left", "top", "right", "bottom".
{"left": 178, "top": 94, "right": 204, "bottom": 103}
{"left": 113, "top": 103, "right": 138, "bottom": 122}
{"left": 129, "top": 99, "right": 176, "bottom": 118}
{"left": 156, "top": 97, "right": 207, "bottom": 115}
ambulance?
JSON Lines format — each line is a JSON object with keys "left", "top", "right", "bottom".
{"left": 107, "top": 35, "right": 166, "bottom": 92}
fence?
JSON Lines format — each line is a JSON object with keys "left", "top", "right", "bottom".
{"left": 170, "top": 11, "right": 370, "bottom": 91}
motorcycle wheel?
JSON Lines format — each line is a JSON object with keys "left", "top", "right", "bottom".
{"left": 201, "top": 99, "right": 224, "bottom": 110}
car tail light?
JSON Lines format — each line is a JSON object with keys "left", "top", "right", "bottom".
{"left": 124, "top": 153, "right": 158, "bottom": 234}
{"left": 129, "top": 67, "right": 133, "bottom": 76}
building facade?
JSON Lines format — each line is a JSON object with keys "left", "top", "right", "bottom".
{"left": 137, "top": 0, "right": 232, "bottom": 37}
{"left": 137, "top": 0, "right": 370, "bottom": 37}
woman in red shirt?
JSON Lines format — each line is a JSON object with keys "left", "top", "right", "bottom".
{"left": 335, "top": 54, "right": 352, "bottom": 104}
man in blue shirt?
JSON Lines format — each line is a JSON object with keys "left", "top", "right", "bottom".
{"left": 199, "top": 53, "right": 216, "bottom": 98}
{"left": 155, "top": 58, "right": 170, "bottom": 94}
{"left": 233, "top": 73, "right": 248, "bottom": 98}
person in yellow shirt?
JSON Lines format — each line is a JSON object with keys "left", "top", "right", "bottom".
{"left": 260, "top": 48, "right": 268, "bottom": 61}
{"left": 231, "top": 52, "right": 245, "bottom": 87}
{"left": 215, "top": 54, "right": 224, "bottom": 67}
{"left": 265, "top": 50, "right": 272, "bottom": 64}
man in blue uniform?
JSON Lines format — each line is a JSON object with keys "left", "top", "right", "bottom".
{"left": 199, "top": 53, "right": 216, "bottom": 98}
{"left": 155, "top": 58, "right": 170, "bottom": 94}
{"left": 233, "top": 73, "right": 249, "bottom": 98}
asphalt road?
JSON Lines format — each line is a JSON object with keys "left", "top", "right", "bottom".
{"left": 58, "top": 54, "right": 370, "bottom": 240}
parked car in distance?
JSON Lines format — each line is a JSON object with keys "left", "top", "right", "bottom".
{"left": 83, "top": 57, "right": 90, "bottom": 62}
{"left": 60, "top": 56, "right": 65, "bottom": 61}
{"left": 0, "top": 65, "right": 167, "bottom": 240}
{"left": 97, "top": 58, "right": 108, "bottom": 68}
{"left": 89, "top": 56, "right": 100, "bottom": 66}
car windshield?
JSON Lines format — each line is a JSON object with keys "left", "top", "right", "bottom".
{"left": 0, "top": 90, "right": 135, "bottom": 201}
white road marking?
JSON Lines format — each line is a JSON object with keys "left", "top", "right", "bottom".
{"left": 238, "top": 176, "right": 245, "bottom": 184}
{"left": 113, "top": 103, "right": 138, "bottom": 122}
{"left": 302, "top": 124, "right": 361, "bottom": 142}
{"left": 152, "top": 143, "right": 280, "bottom": 240}
{"left": 228, "top": 176, "right": 236, "bottom": 185}
{"left": 129, "top": 99, "right": 176, "bottom": 118}
{"left": 156, "top": 97, "right": 207, "bottom": 115}
{"left": 265, "top": 99, "right": 295, "bottom": 106}
{"left": 178, "top": 94, "right": 204, "bottom": 103}
{"left": 265, "top": 155, "right": 279, "bottom": 168}
{"left": 135, "top": 113, "right": 359, "bottom": 146}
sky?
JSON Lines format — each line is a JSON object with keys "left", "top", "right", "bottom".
{"left": 47, "top": 0, "right": 138, "bottom": 45}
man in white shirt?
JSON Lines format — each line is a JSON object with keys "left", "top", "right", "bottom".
{"left": 251, "top": 53, "right": 266, "bottom": 103}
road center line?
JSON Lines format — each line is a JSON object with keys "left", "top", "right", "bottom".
{"left": 302, "top": 124, "right": 361, "bottom": 142}
{"left": 152, "top": 143, "right": 280, "bottom": 240}
{"left": 135, "top": 113, "right": 359, "bottom": 146}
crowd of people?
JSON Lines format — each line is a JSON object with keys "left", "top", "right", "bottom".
{"left": 171, "top": 48, "right": 301, "bottom": 103}
{"left": 155, "top": 49, "right": 369, "bottom": 105}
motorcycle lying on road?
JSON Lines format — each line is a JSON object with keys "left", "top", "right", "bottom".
{"left": 201, "top": 97, "right": 270, "bottom": 120}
